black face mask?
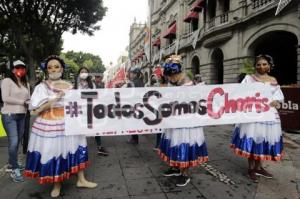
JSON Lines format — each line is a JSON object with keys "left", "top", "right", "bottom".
{"left": 256, "top": 67, "right": 269, "bottom": 75}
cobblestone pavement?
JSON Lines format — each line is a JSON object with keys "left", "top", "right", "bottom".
{"left": 0, "top": 125, "right": 299, "bottom": 199}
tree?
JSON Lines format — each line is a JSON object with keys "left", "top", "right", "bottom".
{"left": 63, "top": 51, "right": 105, "bottom": 74}
{"left": 0, "top": 0, "right": 107, "bottom": 83}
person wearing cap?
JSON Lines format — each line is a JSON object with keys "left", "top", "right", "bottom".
{"left": 24, "top": 55, "right": 97, "bottom": 198}
{"left": 157, "top": 55, "right": 208, "bottom": 187}
{"left": 1, "top": 60, "right": 30, "bottom": 182}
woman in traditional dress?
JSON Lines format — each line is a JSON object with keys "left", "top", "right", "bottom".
{"left": 158, "top": 55, "right": 208, "bottom": 187}
{"left": 230, "top": 54, "right": 284, "bottom": 183}
{"left": 24, "top": 55, "right": 97, "bottom": 197}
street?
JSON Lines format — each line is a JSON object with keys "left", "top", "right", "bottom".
{"left": 0, "top": 125, "right": 299, "bottom": 199}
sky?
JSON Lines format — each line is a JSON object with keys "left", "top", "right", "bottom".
{"left": 62, "top": 0, "right": 148, "bottom": 67}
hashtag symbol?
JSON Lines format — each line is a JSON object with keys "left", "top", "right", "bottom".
{"left": 65, "top": 102, "right": 83, "bottom": 118}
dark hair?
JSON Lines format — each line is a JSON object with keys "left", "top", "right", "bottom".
{"left": 74, "top": 67, "right": 94, "bottom": 89}
{"left": 44, "top": 55, "right": 66, "bottom": 69}
{"left": 254, "top": 54, "right": 274, "bottom": 69}
{"left": 6, "top": 65, "right": 28, "bottom": 88}
{"left": 237, "top": 73, "right": 246, "bottom": 83}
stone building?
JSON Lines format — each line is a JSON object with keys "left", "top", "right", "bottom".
{"left": 149, "top": 0, "right": 300, "bottom": 85}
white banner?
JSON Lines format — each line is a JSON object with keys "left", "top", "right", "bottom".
{"left": 64, "top": 83, "right": 275, "bottom": 136}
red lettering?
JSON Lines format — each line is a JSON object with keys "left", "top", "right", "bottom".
{"left": 262, "top": 98, "right": 270, "bottom": 112}
{"left": 207, "top": 87, "right": 225, "bottom": 119}
{"left": 224, "top": 93, "right": 237, "bottom": 113}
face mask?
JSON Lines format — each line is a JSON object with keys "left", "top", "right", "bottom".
{"left": 48, "top": 72, "right": 62, "bottom": 80}
{"left": 256, "top": 67, "right": 269, "bottom": 75}
{"left": 13, "top": 68, "right": 26, "bottom": 78}
{"left": 79, "top": 73, "right": 89, "bottom": 80}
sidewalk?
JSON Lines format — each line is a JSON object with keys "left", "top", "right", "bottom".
{"left": 0, "top": 125, "right": 299, "bottom": 199}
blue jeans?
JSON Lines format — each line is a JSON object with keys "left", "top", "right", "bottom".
{"left": 2, "top": 114, "right": 26, "bottom": 169}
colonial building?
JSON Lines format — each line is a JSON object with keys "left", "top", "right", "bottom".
{"left": 149, "top": 0, "right": 300, "bottom": 85}
{"left": 128, "top": 19, "right": 152, "bottom": 83}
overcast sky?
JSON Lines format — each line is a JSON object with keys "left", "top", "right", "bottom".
{"left": 62, "top": 0, "right": 148, "bottom": 67}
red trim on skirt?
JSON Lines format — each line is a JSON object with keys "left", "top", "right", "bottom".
{"left": 24, "top": 161, "right": 90, "bottom": 184}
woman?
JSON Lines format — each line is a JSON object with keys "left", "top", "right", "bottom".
{"left": 24, "top": 55, "right": 97, "bottom": 198}
{"left": 1, "top": 60, "right": 30, "bottom": 182}
{"left": 74, "top": 67, "right": 109, "bottom": 156}
{"left": 158, "top": 55, "right": 208, "bottom": 187}
{"left": 230, "top": 54, "right": 284, "bottom": 183}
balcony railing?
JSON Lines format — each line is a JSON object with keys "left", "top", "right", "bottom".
{"left": 208, "top": 18, "right": 215, "bottom": 29}
{"left": 252, "top": 0, "right": 274, "bottom": 9}
{"left": 220, "top": 12, "right": 229, "bottom": 24}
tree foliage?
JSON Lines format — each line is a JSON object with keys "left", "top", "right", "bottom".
{"left": 62, "top": 51, "right": 105, "bottom": 74}
{"left": 0, "top": 0, "right": 106, "bottom": 81}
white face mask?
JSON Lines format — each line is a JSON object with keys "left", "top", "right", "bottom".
{"left": 79, "top": 73, "right": 89, "bottom": 80}
{"left": 48, "top": 72, "right": 62, "bottom": 80}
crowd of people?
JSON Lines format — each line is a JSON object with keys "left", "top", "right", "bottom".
{"left": 0, "top": 54, "right": 284, "bottom": 197}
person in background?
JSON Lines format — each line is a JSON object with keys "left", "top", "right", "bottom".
{"left": 193, "top": 74, "right": 205, "bottom": 85}
{"left": 230, "top": 54, "right": 284, "bottom": 183}
{"left": 1, "top": 60, "right": 30, "bottom": 182}
{"left": 74, "top": 67, "right": 109, "bottom": 156}
{"left": 94, "top": 74, "right": 104, "bottom": 89}
{"left": 127, "top": 66, "right": 144, "bottom": 144}
{"left": 24, "top": 56, "right": 97, "bottom": 198}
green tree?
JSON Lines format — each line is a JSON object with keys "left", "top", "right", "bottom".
{"left": 242, "top": 58, "right": 255, "bottom": 74}
{"left": 0, "top": 0, "right": 107, "bottom": 83}
{"left": 62, "top": 51, "right": 105, "bottom": 74}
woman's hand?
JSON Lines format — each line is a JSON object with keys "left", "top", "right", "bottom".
{"left": 270, "top": 100, "right": 280, "bottom": 109}
{"left": 54, "top": 91, "right": 65, "bottom": 101}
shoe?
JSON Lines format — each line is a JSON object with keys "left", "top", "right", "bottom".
{"left": 255, "top": 167, "right": 273, "bottom": 179}
{"left": 248, "top": 169, "right": 258, "bottom": 183}
{"left": 127, "top": 139, "right": 138, "bottom": 144}
{"left": 152, "top": 147, "right": 159, "bottom": 151}
{"left": 5, "top": 164, "right": 25, "bottom": 172}
{"left": 176, "top": 175, "right": 191, "bottom": 187}
{"left": 97, "top": 147, "right": 109, "bottom": 156}
{"left": 163, "top": 168, "right": 181, "bottom": 177}
{"left": 10, "top": 169, "right": 24, "bottom": 183}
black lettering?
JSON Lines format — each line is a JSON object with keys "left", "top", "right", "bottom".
{"left": 81, "top": 92, "right": 98, "bottom": 129}
{"left": 143, "top": 91, "right": 162, "bottom": 125}
{"left": 133, "top": 103, "right": 144, "bottom": 119}
{"left": 159, "top": 103, "right": 172, "bottom": 118}
{"left": 122, "top": 104, "right": 133, "bottom": 118}
{"left": 198, "top": 99, "right": 207, "bottom": 115}
{"left": 93, "top": 104, "right": 106, "bottom": 119}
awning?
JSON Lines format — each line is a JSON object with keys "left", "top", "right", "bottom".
{"left": 153, "top": 37, "right": 161, "bottom": 46}
{"left": 190, "top": 0, "right": 205, "bottom": 12}
{"left": 184, "top": 11, "right": 199, "bottom": 23}
{"left": 163, "top": 23, "right": 176, "bottom": 38}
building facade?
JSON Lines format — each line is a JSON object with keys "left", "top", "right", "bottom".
{"left": 128, "top": 19, "right": 152, "bottom": 83}
{"left": 149, "top": 0, "right": 300, "bottom": 85}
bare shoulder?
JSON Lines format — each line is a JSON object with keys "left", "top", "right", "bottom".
{"left": 268, "top": 76, "right": 278, "bottom": 84}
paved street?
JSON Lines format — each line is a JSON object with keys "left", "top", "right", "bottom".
{"left": 0, "top": 125, "right": 299, "bottom": 199}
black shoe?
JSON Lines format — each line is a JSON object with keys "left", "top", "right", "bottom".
{"left": 176, "top": 175, "right": 191, "bottom": 187}
{"left": 163, "top": 168, "right": 181, "bottom": 177}
{"left": 127, "top": 139, "right": 138, "bottom": 144}
{"left": 97, "top": 147, "right": 109, "bottom": 156}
